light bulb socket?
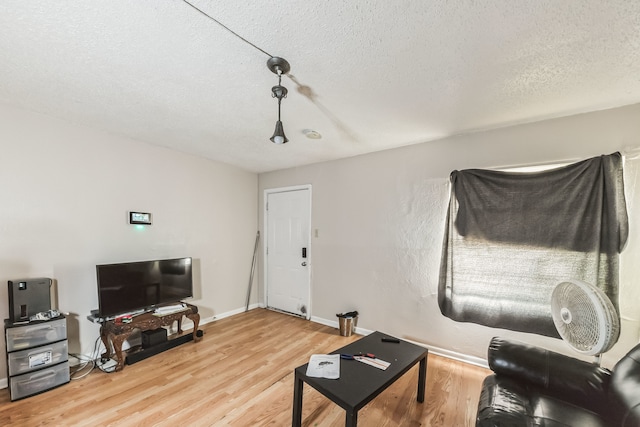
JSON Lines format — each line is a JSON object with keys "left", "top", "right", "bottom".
{"left": 270, "top": 120, "right": 288, "bottom": 144}
{"left": 272, "top": 85, "right": 288, "bottom": 99}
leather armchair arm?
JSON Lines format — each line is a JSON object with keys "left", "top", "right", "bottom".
{"left": 487, "top": 337, "right": 612, "bottom": 411}
{"left": 476, "top": 375, "right": 534, "bottom": 427}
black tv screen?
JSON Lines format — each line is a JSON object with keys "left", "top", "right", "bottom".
{"left": 96, "top": 257, "right": 193, "bottom": 318}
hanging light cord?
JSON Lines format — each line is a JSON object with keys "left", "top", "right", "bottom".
{"left": 182, "top": 0, "right": 288, "bottom": 144}
{"left": 277, "top": 74, "right": 283, "bottom": 120}
{"left": 181, "top": 0, "right": 274, "bottom": 59}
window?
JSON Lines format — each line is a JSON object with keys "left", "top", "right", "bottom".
{"left": 438, "top": 152, "right": 628, "bottom": 336}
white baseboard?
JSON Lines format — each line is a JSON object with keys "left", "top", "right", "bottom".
{"left": 0, "top": 378, "right": 6, "bottom": 390}
{"left": 206, "top": 303, "right": 262, "bottom": 325}
{"left": 404, "top": 339, "right": 488, "bottom": 369}
{"left": 309, "top": 315, "right": 488, "bottom": 369}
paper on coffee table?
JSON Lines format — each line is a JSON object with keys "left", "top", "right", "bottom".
{"left": 354, "top": 356, "right": 390, "bottom": 370}
{"left": 306, "top": 354, "right": 340, "bottom": 379}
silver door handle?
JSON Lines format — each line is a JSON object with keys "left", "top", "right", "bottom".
{"left": 301, "top": 262, "right": 307, "bottom": 266}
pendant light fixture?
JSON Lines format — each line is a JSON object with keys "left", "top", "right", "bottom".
{"left": 267, "top": 57, "right": 290, "bottom": 144}
{"left": 180, "top": 2, "right": 297, "bottom": 145}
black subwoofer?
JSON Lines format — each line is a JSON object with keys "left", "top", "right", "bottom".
{"left": 142, "top": 328, "right": 168, "bottom": 348}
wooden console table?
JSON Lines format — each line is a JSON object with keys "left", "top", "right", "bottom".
{"left": 100, "top": 303, "right": 201, "bottom": 371}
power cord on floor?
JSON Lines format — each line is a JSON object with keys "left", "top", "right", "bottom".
{"left": 69, "top": 336, "right": 117, "bottom": 379}
{"left": 96, "top": 357, "right": 117, "bottom": 374}
{"left": 69, "top": 353, "right": 95, "bottom": 380}
{"left": 69, "top": 336, "right": 99, "bottom": 380}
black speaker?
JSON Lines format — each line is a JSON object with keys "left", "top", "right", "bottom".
{"left": 8, "top": 278, "right": 52, "bottom": 323}
{"left": 141, "top": 328, "right": 168, "bottom": 348}
{"left": 126, "top": 330, "right": 203, "bottom": 365}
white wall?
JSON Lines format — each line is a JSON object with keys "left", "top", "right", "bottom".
{"left": 258, "top": 103, "right": 640, "bottom": 368}
{"left": 0, "top": 105, "right": 258, "bottom": 381}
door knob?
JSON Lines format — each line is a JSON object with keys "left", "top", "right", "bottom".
{"left": 301, "top": 262, "right": 307, "bottom": 266}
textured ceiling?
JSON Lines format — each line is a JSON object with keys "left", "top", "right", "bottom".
{"left": 1, "top": 1, "right": 640, "bottom": 173}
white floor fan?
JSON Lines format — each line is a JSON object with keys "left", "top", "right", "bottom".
{"left": 550, "top": 279, "right": 621, "bottom": 365}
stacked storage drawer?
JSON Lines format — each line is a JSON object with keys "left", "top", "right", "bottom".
{"left": 5, "top": 316, "right": 70, "bottom": 401}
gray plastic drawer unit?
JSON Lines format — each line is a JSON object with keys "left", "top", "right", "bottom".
{"left": 6, "top": 317, "right": 67, "bottom": 352}
{"left": 5, "top": 316, "right": 70, "bottom": 401}
{"left": 8, "top": 339, "right": 69, "bottom": 376}
{"left": 9, "top": 361, "right": 70, "bottom": 401}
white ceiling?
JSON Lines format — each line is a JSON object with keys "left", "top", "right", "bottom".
{"left": 1, "top": 1, "right": 640, "bottom": 173}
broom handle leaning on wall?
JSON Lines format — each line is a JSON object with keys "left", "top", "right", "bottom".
{"left": 245, "top": 231, "right": 260, "bottom": 312}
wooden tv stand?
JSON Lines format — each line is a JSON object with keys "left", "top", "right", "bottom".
{"left": 100, "top": 303, "right": 201, "bottom": 371}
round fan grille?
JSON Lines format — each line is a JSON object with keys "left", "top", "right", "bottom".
{"left": 551, "top": 280, "right": 620, "bottom": 356}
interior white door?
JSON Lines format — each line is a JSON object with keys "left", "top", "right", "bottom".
{"left": 266, "top": 188, "right": 310, "bottom": 318}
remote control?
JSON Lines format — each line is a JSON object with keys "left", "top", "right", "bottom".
{"left": 381, "top": 337, "right": 400, "bottom": 343}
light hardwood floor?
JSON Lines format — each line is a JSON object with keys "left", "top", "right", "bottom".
{"left": 0, "top": 309, "right": 489, "bottom": 426}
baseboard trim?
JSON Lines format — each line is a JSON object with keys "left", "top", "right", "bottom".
{"left": 309, "top": 315, "right": 488, "bottom": 369}
{"left": 405, "top": 339, "right": 488, "bottom": 369}
{"left": 206, "top": 303, "right": 262, "bottom": 325}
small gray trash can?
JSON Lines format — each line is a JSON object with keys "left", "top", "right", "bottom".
{"left": 336, "top": 311, "right": 358, "bottom": 336}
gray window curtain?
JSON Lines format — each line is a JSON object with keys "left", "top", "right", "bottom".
{"left": 438, "top": 152, "right": 628, "bottom": 337}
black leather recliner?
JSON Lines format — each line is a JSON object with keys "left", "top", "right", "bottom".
{"left": 476, "top": 337, "right": 640, "bottom": 426}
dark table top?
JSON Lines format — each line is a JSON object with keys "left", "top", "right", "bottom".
{"left": 295, "top": 331, "right": 428, "bottom": 411}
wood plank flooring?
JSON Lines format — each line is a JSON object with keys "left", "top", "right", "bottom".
{"left": 0, "top": 308, "right": 489, "bottom": 426}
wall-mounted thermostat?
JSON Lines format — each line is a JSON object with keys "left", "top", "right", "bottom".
{"left": 129, "top": 211, "right": 152, "bottom": 225}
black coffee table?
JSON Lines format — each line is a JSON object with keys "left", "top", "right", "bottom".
{"left": 292, "top": 331, "right": 428, "bottom": 426}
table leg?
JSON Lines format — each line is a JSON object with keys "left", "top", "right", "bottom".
{"left": 99, "top": 326, "right": 111, "bottom": 359}
{"left": 189, "top": 312, "right": 201, "bottom": 342}
{"left": 292, "top": 373, "right": 304, "bottom": 427}
{"left": 110, "top": 332, "right": 133, "bottom": 371}
{"left": 345, "top": 409, "right": 357, "bottom": 427}
{"left": 417, "top": 356, "right": 427, "bottom": 403}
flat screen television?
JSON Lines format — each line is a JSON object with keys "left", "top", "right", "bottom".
{"left": 96, "top": 257, "right": 193, "bottom": 318}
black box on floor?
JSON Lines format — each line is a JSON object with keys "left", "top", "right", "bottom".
{"left": 142, "top": 328, "right": 167, "bottom": 348}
